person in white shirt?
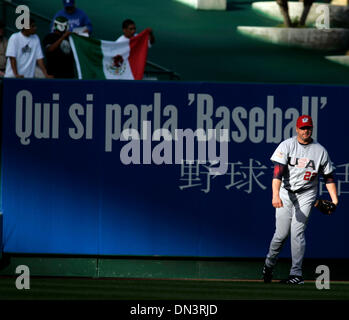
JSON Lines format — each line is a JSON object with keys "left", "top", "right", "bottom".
{"left": 115, "top": 19, "right": 155, "bottom": 47}
{"left": 0, "top": 21, "right": 8, "bottom": 77}
{"left": 4, "top": 18, "right": 53, "bottom": 78}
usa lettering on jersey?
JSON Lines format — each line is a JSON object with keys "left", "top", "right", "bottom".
{"left": 271, "top": 136, "right": 333, "bottom": 191}
{"left": 288, "top": 157, "right": 316, "bottom": 170}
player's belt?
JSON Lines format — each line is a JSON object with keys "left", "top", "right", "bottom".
{"left": 285, "top": 187, "right": 313, "bottom": 194}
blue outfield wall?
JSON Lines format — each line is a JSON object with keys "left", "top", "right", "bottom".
{"left": 1, "top": 79, "right": 348, "bottom": 258}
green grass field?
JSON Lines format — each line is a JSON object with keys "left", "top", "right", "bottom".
{"left": 1, "top": 277, "right": 349, "bottom": 300}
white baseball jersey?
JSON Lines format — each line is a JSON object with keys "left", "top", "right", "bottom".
{"left": 271, "top": 136, "right": 334, "bottom": 192}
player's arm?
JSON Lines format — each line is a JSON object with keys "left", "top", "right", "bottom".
{"left": 272, "top": 179, "right": 283, "bottom": 208}
{"left": 272, "top": 162, "right": 285, "bottom": 208}
{"left": 323, "top": 172, "right": 339, "bottom": 206}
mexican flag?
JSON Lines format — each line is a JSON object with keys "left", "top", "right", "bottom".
{"left": 69, "top": 29, "right": 150, "bottom": 80}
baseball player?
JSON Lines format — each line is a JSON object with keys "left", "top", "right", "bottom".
{"left": 262, "top": 115, "right": 338, "bottom": 284}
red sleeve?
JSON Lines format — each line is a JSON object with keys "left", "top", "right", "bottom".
{"left": 323, "top": 172, "right": 335, "bottom": 184}
{"left": 273, "top": 163, "right": 286, "bottom": 180}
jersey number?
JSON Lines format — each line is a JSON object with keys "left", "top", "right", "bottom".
{"left": 304, "top": 171, "right": 317, "bottom": 181}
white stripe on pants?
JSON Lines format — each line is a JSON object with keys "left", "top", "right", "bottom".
{"left": 265, "top": 186, "right": 317, "bottom": 276}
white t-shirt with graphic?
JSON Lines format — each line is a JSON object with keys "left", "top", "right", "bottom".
{"left": 4, "top": 32, "right": 44, "bottom": 78}
{"left": 271, "top": 136, "right": 334, "bottom": 191}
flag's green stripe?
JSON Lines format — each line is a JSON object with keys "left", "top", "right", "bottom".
{"left": 71, "top": 34, "right": 106, "bottom": 80}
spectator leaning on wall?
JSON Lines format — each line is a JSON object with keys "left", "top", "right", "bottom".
{"left": 0, "top": 21, "right": 8, "bottom": 77}
{"left": 4, "top": 18, "right": 53, "bottom": 78}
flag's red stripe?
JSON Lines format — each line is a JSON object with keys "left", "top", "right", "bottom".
{"left": 129, "top": 29, "right": 150, "bottom": 80}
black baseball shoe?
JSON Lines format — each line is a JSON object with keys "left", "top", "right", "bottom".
{"left": 262, "top": 264, "right": 273, "bottom": 283}
{"left": 279, "top": 275, "right": 304, "bottom": 285}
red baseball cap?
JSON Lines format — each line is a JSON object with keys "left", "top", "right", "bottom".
{"left": 297, "top": 115, "right": 313, "bottom": 128}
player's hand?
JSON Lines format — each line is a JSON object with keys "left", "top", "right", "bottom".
{"left": 331, "top": 198, "right": 339, "bottom": 206}
{"left": 272, "top": 195, "right": 283, "bottom": 208}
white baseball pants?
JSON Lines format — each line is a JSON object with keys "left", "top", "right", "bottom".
{"left": 265, "top": 186, "right": 317, "bottom": 276}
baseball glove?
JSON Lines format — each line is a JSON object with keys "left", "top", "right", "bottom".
{"left": 314, "top": 199, "right": 337, "bottom": 215}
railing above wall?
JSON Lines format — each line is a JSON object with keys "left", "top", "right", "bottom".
{"left": 0, "top": 0, "right": 180, "bottom": 80}
{"left": 144, "top": 61, "right": 180, "bottom": 80}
